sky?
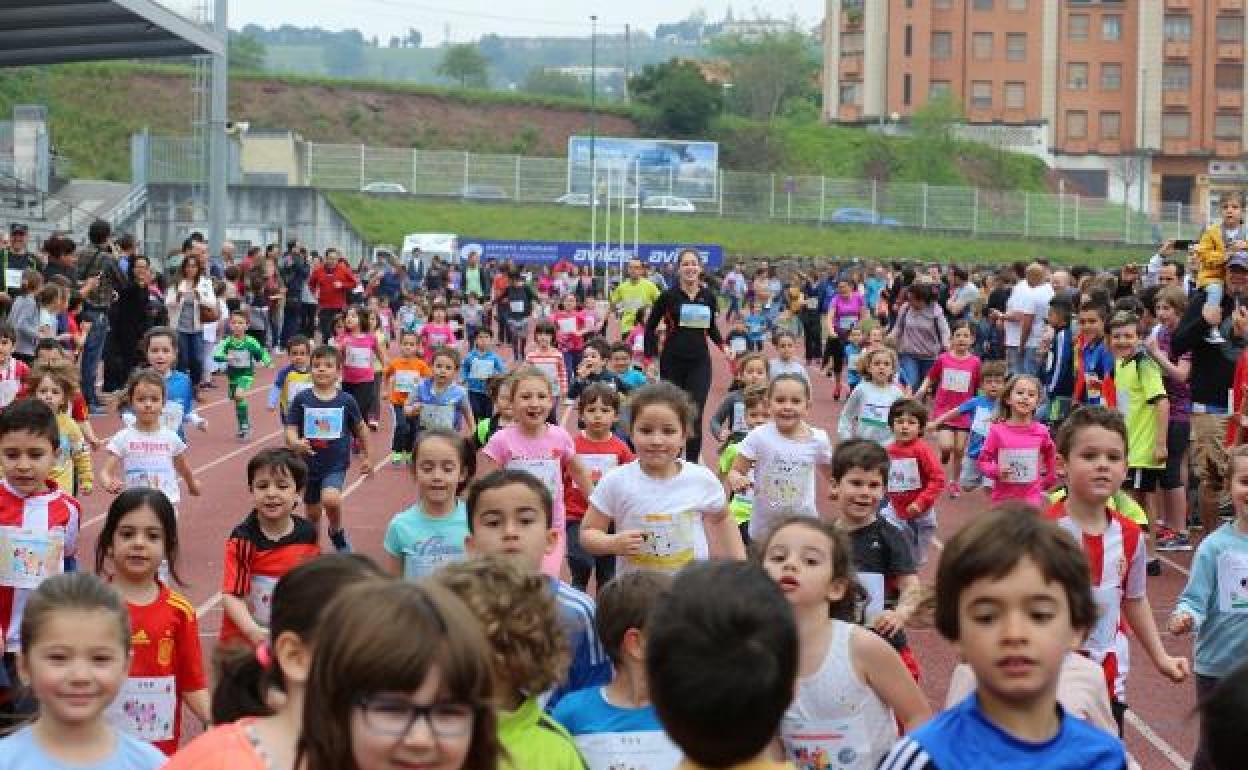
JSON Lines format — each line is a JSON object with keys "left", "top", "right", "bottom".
{"left": 228, "top": 0, "right": 826, "bottom": 44}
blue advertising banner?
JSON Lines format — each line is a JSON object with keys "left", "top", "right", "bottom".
{"left": 458, "top": 238, "right": 723, "bottom": 269}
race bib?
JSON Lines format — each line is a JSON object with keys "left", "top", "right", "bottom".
{"left": 998, "top": 447, "right": 1039, "bottom": 484}
{"left": 838, "top": 314, "right": 856, "bottom": 330}
{"left": 731, "top": 401, "right": 747, "bottom": 432}
{"left": 941, "top": 368, "right": 972, "bottom": 394}
{"left": 781, "top": 717, "right": 870, "bottom": 770}
{"left": 0, "top": 527, "right": 64, "bottom": 589}
{"left": 226, "top": 349, "right": 251, "bottom": 368}
{"left": 575, "top": 731, "right": 682, "bottom": 770}
{"left": 888, "top": 457, "right": 922, "bottom": 493}
{"left": 3, "top": 269, "right": 22, "bottom": 290}
{"left": 428, "top": 332, "right": 449, "bottom": 347}
{"left": 678, "top": 303, "right": 711, "bottom": 329}
{"left": 631, "top": 512, "right": 696, "bottom": 571}
{"left": 860, "top": 400, "right": 890, "bottom": 427}
{"left": 578, "top": 453, "right": 618, "bottom": 484}
{"left": 470, "top": 359, "right": 496, "bottom": 381}
{"left": 805, "top": 297, "right": 818, "bottom": 310}
{"left": 1116, "top": 385, "right": 1131, "bottom": 418}
{"left": 161, "top": 402, "right": 185, "bottom": 434}
{"left": 287, "top": 380, "right": 313, "bottom": 402}
{"left": 760, "top": 460, "right": 813, "bottom": 511}
{"left": 249, "top": 574, "right": 278, "bottom": 627}
{"left": 1218, "top": 551, "right": 1248, "bottom": 613}
{"left": 858, "top": 572, "right": 886, "bottom": 622}
{"left": 730, "top": 337, "right": 747, "bottom": 354}
{"left": 970, "top": 406, "right": 993, "bottom": 437}
{"left": 344, "top": 346, "right": 372, "bottom": 369}
{"left": 108, "top": 676, "right": 177, "bottom": 743}
{"left": 621, "top": 298, "right": 643, "bottom": 313}
{"left": 303, "top": 407, "right": 344, "bottom": 440}
{"left": 537, "top": 362, "right": 559, "bottom": 387}
{"left": 507, "top": 458, "right": 561, "bottom": 499}
{"left": 0, "top": 379, "right": 17, "bottom": 408}
{"left": 846, "top": 352, "right": 860, "bottom": 373}
{"left": 510, "top": 300, "right": 525, "bottom": 314}
{"left": 402, "top": 536, "right": 465, "bottom": 580}
{"left": 632, "top": 335, "right": 645, "bottom": 353}
{"left": 125, "top": 465, "right": 178, "bottom": 500}
{"left": 420, "top": 402, "right": 455, "bottom": 430}
{"left": 394, "top": 371, "right": 420, "bottom": 393}
{"left": 558, "top": 317, "right": 578, "bottom": 334}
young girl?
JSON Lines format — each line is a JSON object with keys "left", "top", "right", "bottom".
{"left": 383, "top": 430, "right": 476, "bottom": 579}
{"left": 977, "top": 374, "right": 1057, "bottom": 507}
{"left": 407, "top": 347, "right": 474, "bottom": 437}
{"left": 768, "top": 330, "right": 808, "bottom": 383}
{"left": 1170, "top": 444, "right": 1248, "bottom": 770}
{"left": 0, "top": 573, "right": 165, "bottom": 768}
{"left": 838, "top": 347, "right": 906, "bottom": 445}
{"left": 28, "top": 366, "right": 93, "bottom": 497}
{"left": 166, "top": 555, "right": 385, "bottom": 770}
{"left": 300, "top": 577, "right": 499, "bottom": 770}
{"left": 337, "top": 306, "right": 386, "bottom": 435}
{"left": 137, "top": 327, "right": 207, "bottom": 440}
{"left": 581, "top": 382, "right": 746, "bottom": 574}
{"left": 728, "top": 374, "right": 834, "bottom": 542}
{"left": 101, "top": 371, "right": 201, "bottom": 507}
{"left": 915, "top": 321, "right": 981, "bottom": 498}
{"left": 366, "top": 307, "right": 388, "bottom": 429}
{"left": 841, "top": 325, "right": 867, "bottom": 395}
{"left": 626, "top": 306, "right": 649, "bottom": 363}
{"left": 710, "top": 351, "right": 770, "bottom": 443}
{"left": 525, "top": 320, "right": 568, "bottom": 418}
{"left": 759, "top": 516, "right": 930, "bottom": 769}
{"left": 481, "top": 366, "right": 592, "bottom": 577}
{"left": 420, "top": 304, "right": 457, "bottom": 361}
{"left": 94, "top": 489, "right": 209, "bottom": 755}
{"left": 551, "top": 293, "right": 589, "bottom": 378}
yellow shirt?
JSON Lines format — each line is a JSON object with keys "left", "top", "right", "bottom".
{"left": 52, "top": 412, "right": 91, "bottom": 494}
{"left": 611, "top": 279, "right": 661, "bottom": 331}
{"left": 1196, "top": 222, "right": 1232, "bottom": 287}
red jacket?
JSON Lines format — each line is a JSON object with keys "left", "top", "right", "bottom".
{"left": 308, "top": 260, "right": 357, "bottom": 310}
{"left": 1228, "top": 348, "right": 1248, "bottom": 446}
{"left": 886, "top": 439, "right": 945, "bottom": 519}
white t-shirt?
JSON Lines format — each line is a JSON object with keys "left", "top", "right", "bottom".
{"left": 738, "top": 422, "right": 833, "bottom": 539}
{"left": 588, "top": 460, "right": 726, "bottom": 574}
{"left": 1026, "top": 282, "right": 1055, "bottom": 349}
{"left": 1003, "top": 282, "right": 1034, "bottom": 348}
{"left": 106, "top": 426, "right": 187, "bottom": 503}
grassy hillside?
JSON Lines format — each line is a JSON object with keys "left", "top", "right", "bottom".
{"left": 328, "top": 192, "right": 1143, "bottom": 266}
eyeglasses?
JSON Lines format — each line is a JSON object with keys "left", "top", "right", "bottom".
{"left": 355, "top": 696, "right": 476, "bottom": 738}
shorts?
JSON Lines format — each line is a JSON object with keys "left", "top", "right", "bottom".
{"left": 228, "top": 375, "right": 255, "bottom": 398}
{"left": 1191, "top": 413, "right": 1229, "bottom": 492}
{"left": 1124, "top": 467, "right": 1162, "bottom": 493}
{"left": 304, "top": 468, "right": 347, "bottom": 504}
{"left": 1161, "top": 419, "right": 1191, "bottom": 491}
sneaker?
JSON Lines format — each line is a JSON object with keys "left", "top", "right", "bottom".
{"left": 238, "top": 425, "right": 251, "bottom": 441}
{"left": 1206, "top": 328, "right": 1227, "bottom": 345}
{"left": 368, "top": 419, "right": 380, "bottom": 432}
{"left": 1157, "top": 532, "right": 1193, "bottom": 551}
{"left": 329, "top": 528, "right": 352, "bottom": 553}
{"left": 1154, "top": 525, "right": 1177, "bottom": 543}
{"left": 390, "top": 451, "right": 404, "bottom": 466}
{"left": 1147, "top": 558, "right": 1162, "bottom": 577}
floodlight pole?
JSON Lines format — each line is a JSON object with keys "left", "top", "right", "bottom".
{"left": 590, "top": 14, "right": 599, "bottom": 296}
{"left": 208, "top": 0, "right": 228, "bottom": 259}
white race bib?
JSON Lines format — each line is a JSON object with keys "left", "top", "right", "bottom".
{"left": 249, "top": 575, "right": 278, "bottom": 627}
{"left": 287, "top": 380, "right": 313, "bottom": 402}
{"left": 304, "top": 407, "right": 344, "bottom": 440}
{"left": 125, "top": 464, "right": 179, "bottom": 500}
{"left": 509, "top": 300, "right": 525, "bottom": 314}
{"left": 108, "top": 676, "right": 177, "bottom": 743}
{"left": 394, "top": 371, "right": 420, "bottom": 393}
{"left": 805, "top": 297, "right": 818, "bottom": 310}
{"left": 998, "top": 447, "right": 1039, "bottom": 484}
{"left": 0, "top": 527, "right": 63, "bottom": 589}
{"left": 731, "top": 401, "right": 747, "bottom": 432}
{"left": 970, "top": 406, "right": 993, "bottom": 437}
{"left": 345, "top": 346, "right": 372, "bottom": 369}
{"left": 632, "top": 335, "right": 645, "bottom": 353}
{"left": 506, "top": 458, "right": 561, "bottom": 499}
{"left": 161, "top": 402, "right": 185, "bottom": 434}
{"left": 781, "top": 717, "right": 871, "bottom": 770}
{"left": 420, "top": 402, "right": 455, "bottom": 430}
{"left": 1218, "top": 550, "right": 1248, "bottom": 613}
{"left": 730, "top": 337, "right": 747, "bottom": 354}
{"left": 888, "top": 457, "right": 922, "bottom": 493}
{"left": 678, "top": 303, "right": 711, "bottom": 329}
{"left": 578, "top": 453, "right": 618, "bottom": 484}
{"left": 631, "top": 512, "right": 697, "bottom": 571}
{"left": 860, "top": 400, "right": 890, "bottom": 427}
{"left": 575, "top": 731, "right": 682, "bottom": 770}
{"left": 941, "top": 368, "right": 972, "bottom": 394}
{"left": 226, "top": 349, "right": 251, "bottom": 368}
{"left": 428, "top": 332, "right": 449, "bottom": 347}
{"left": 3, "top": 269, "right": 22, "bottom": 290}
{"left": 837, "top": 314, "right": 856, "bottom": 330}
{"left": 558, "top": 317, "right": 578, "bottom": 333}
{"left": 0, "top": 379, "right": 17, "bottom": 408}
{"left": 470, "top": 359, "right": 496, "bottom": 381}
{"left": 858, "top": 572, "right": 886, "bottom": 622}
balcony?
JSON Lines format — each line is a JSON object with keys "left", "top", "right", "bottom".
{"left": 1063, "top": 138, "right": 1089, "bottom": 154}
{"left": 1163, "top": 89, "right": 1190, "bottom": 108}
{"left": 1218, "top": 89, "right": 1244, "bottom": 109}
{"left": 1217, "top": 138, "right": 1243, "bottom": 156}
{"left": 841, "top": 53, "right": 863, "bottom": 76}
{"left": 1163, "top": 138, "right": 1191, "bottom": 154}
{"left": 1219, "top": 42, "right": 1244, "bottom": 60}
{"left": 1220, "top": 0, "right": 1244, "bottom": 11}
{"left": 1164, "top": 40, "right": 1191, "bottom": 58}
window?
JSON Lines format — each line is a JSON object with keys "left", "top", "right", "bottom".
{"left": 904, "top": 25, "right": 913, "bottom": 56}
{"left": 1216, "top": 113, "right": 1241, "bottom": 139}
{"left": 930, "top": 80, "right": 952, "bottom": 99}
{"left": 842, "top": 33, "right": 864, "bottom": 54}
{"left": 1217, "top": 62, "right": 1244, "bottom": 90}
{"left": 1163, "top": 63, "right": 1191, "bottom": 91}
{"left": 1005, "top": 81, "right": 1025, "bottom": 109}
{"left": 1007, "top": 0, "right": 1027, "bottom": 10}
{"left": 1067, "top": 62, "right": 1089, "bottom": 90}
{"left": 931, "top": 31, "right": 953, "bottom": 60}
{"left": 1102, "top": 15, "right": 1122, "bottom": 42}
{"left": 1217, "top": 16, "right": 1244, "bottom": 43}
{"left": 1163, "top": 113, "right": 1191, "bottom": 139}
{"left": 1099, "top": 111, "right": 1121, "bottom": 140}
{"left": 973, "top": 0, "right": 993, "bottom": 9}
{"left": 1069, "top": 14, "right": 1089, "bottom": 42}
{"left": 839, "top": 81, "right": 862, "bottom": 106}
{"left": 903, "top": 74, "right": 912, "bottom": 106}
{"left": 972, "top": 81, "right": 992, "bottom": 109}
{"left": 1164, "top": 14, "right": 1191, "bottom": 42}
{"left": 1066, "top": 110, "right": 1088, "bottom": 139}
{"left": 1101, "top": 63, "right": 1121, "bottom": 91}
{"left": 973, "top": 32, "right": 993, "bottom": 60}
{"left": 1007, "top": 33, "right": 1026, "bottom": 61}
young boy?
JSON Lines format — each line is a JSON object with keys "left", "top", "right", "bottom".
{"left": 383, "top": 330, "right": 433, "bottom": 464}
{"left": 1074, "top": 302, "right": 1114, "bottom": 408}
{"left": 1047, "top": 406, "right": 1189, "bottom": 733}
{"left": 717, "top": 386, "right": 768, "bottom": 545}
{"left": 551, "top": 570, "right": 680, "bottom": 770}
{"left": 646, "top": 560, "right": 797, "bottom": 770}
{"left": 568, "top": 340, "right": 625, "bottom": 401}
{"left": 879, "top": 507, "right": 1128, "bottom": 770}
{"left": 285, "top": 345, "right": 373, "bottom": 552}
{"left": 268, "top": 334, "right": 313, "bottom": 420}
{"left": 827, "top": 439, "right": 924, "bottom": 680}
{"left": 1108, "top": 311, "right": 1170, "bottom": 574}
{"left": 461, "top": 328, "right": 505, "bottom": 422}
{"left": 564, "top": 384, "right": 634, "bottom": 592}
{"left": 606, "top": 343, "right": 647, "bottom": 392}
{"left": 744, "top": 300, "right": 769, "bottom": 353}
{"left": 1195, "top": 191, "right": 1248, "bottom": 345}
{"left": 725, "top": 317, "right": 749, "bottom": 358}
{"left": 474, "top": 375, "right": 513, "bottom": 451}
{"left": 931, "top": 359, "right": 1006, "bottom": 494}
{"left": 885, "top": 399, "right": 945, "bottom": 568}
{"left": 466, "top": 468, "right": 612, "bottom": 706}
{"left": 213, "top": 310, "right": 272, "bottom": 440}
{"left": 0, "top": 324, "right": 28, "bottom": 409}
{"left": 1041, "top": 295, "right": 1076, "bottom": 426}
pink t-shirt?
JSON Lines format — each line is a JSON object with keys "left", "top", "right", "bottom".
{"left": 483, "top": 424, "right": 578, "bottom": 577}
{"left": 977, "top": 419, "right": 1057, "bottom": 507}
{"left": 928, "top": 352, "right": 981, "bottom": 429}
{"left": 338, "top": 332, "right": 378, "bottom": 384}
{"left": 420, "top": 323, "right": 456, "bottom": 359}
{"left": 831, "top": 292, "right": 865, "bottom": 335}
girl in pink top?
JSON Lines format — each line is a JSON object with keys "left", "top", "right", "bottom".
{"left": 977, "top": 374, "right": 1057, "bottom": 507}
{"left": 481, "top": 366, "right": 594, "bottom": 577}
{"left": 916, "top": 322, "right": 981, "bottom": 497}
{"left": 418, "top": 305, "right": 457, "bottom": 360}
{"left": 551, "top": 293, "right": 589, "bottom": 375}
{"left": 337, "top": 306, "right": 387, "bottom": 435}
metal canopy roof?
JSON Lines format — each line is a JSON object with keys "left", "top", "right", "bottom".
{"left": 0, "top": 0, "right": 224, "bottom": 67}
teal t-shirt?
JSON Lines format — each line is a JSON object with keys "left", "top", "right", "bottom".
{"left": 383, "top": 500, "right": 470, "bottom": 579}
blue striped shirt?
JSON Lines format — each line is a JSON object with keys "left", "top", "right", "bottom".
{"left": 548, "top": 577, "right": 612, "bottom": 709}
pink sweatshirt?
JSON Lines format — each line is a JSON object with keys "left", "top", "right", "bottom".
{"left": 338, "top": 332, "right": 378, "bottom": 384}
{"left": 927, "top": 352, "right": 980, "bottom": 430}
{"left": 977, "top": 419, "right": 1057, "bottom": 507}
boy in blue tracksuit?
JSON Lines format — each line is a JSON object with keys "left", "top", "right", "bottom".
{"left": 461, "top": 327, "right": 506, "bottom": 420}
{"left": 931, "top": 360, "right": 1006, "bottom": 494}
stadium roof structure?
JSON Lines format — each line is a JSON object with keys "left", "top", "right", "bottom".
{"left": 0, "top": 0, "right": 224, "bottom": 67}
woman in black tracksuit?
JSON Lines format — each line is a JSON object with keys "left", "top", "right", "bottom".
{"left": 644, "top": 248, "right": 732, "bottom": 462}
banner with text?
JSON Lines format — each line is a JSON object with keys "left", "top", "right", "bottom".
{"left": 458, "top": 239, "right": 723, "bottom": 269}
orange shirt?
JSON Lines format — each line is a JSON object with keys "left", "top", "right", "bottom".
{"left": 384, "top": 357, "right": 432, "bottom": 406}
{"left": 160, "top": 718, "right": 268, "bottom": 770}
{"left": 219, "top": 512, "right": 320, "bottom": 646}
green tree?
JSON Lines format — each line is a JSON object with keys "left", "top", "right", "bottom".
{"left": 909, "top": 94, "right": 963, "bottom": 184}
{"left": 712, "top": 31, "right": 818, "bottom": 125}
{"left": 228, "top": 32, "right": 266, "bottom": 71}
{"left": 437, "top": 44, "right": 489, "bottom": 88}
{"left": 521, "top": 68, "right": 587, "bottom": 99}
{"left": 629, "top": 59, "right": 722, "bottom": 137}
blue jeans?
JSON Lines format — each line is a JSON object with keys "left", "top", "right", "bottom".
{"left": 79, "top": 313, "right": 109, "bottom": 409}
{"left": 177, "top": 330, "right": 203, "bottom": 387}
{"left": 898, "top": 354, "right": 935, "bottom": 391}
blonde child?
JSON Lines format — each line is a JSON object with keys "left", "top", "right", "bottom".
{"left": 838, "top": 346, "right": 906, "bottom": 444}
{"left": 27, "top": 366, "right": 92, "bottom": 497}
{"left": 977, "top": 374, "right": 1057, "bottom": 507}
{"left": 709, "top": 351, "right": 769, "bottom": 442}
{"left": 383, "top": 430, "right": 474, "bottom": 579}
{"left": 100, "top": 371, "right": 201, "bottom": 505}
{"left": 1195, "top": 190, "right": 1248, "bottom": 344}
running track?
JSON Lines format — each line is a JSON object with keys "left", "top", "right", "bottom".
{"left": 74, "top": 346, "right": 1199, "bottom": 768}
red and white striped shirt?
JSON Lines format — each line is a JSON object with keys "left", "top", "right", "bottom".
{"left": 0, "top": 480, "right": 80, "bottom": 651}
{"left": 525, "top": 348, "right": 568, "bottom": 397}
{"left": 1047, "top": 499, "right": 1145, "bottom": 702}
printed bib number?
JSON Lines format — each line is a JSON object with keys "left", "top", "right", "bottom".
{"left": 860, "top": 400, "right": 890, "bottom": 427}
{"left": 109, "top": 676, "right": 176, "bottom": 743}
{"left": 760, "top": 460, "right": 813, "bottom": 511}
{"left": 941, "top": 368, "right": 972, "bottom": 394}
{"left": 888, "top": 457, "right": 922, "bottom": 493}
{"left": 470, "top": 359, "right": 496, "bottom": 381}
{"left": 303, "top": 407, "right": 344, "bottom": 440}
{"left": 226, "top": 349, "right": 251, "bottom": 368}
{"left": 732, "top": 401, "right": 747, "bottom": 432}
{"left": 575, "top": 731, "right": 682, "bottom": 770}
{"left": 506, "top": 458, "right": 561, "bottom": 499}
{"left": 394, "top": 371, "right": 420, "bottom": 393}
{"left": 250, "top": 575, "right": 278, "bottom": 627}
{"left": 632, "top": 335, "right": 645, "bottom": 353}
{"left": 838, "top": 314, "right": 856, "bottom": 330}
{"left": 730, "top": 337, "right": 747, "bottom": 354}
{"left": 805, "top": 297, "right": 818, "bottom": 310}
{"left": 0, "top": 527, "right": 64, "bottom": 589}
{"left": 631, "top": 512, "right": 696, "bottom": 571}
{"left": 345, "top": 346, "right": 372, "bottom": 369}
{"left": 1217, "top": 551, "right": 1248, "bottom": 613}
{"left": 161, "top": 402, "right": 185, "bottom": 434}
{"left": 579, "top": 453, "right": 617, "bottom": 484}
{"left": 125, "top": 465, "right": 178, "bottom": 499}
{"left": 0, "top": 379, "right": 17, "bottom": 407}
{"left": 781, "top": 717, "right": 870, "bottom": 770}
{"left": 558, "top": 317, "right": 578, "bottom": 333}
{"left": 998, "top": 448, "right": 1039, "bottom": 484}
{"left": 287, "top": 380, "right": 313, "bottom": 402}
{"left": 420, "top": 402, "right": 455, "bottom": 430}
{"left": 509, "top": 300, "right": 525, "bottom": 314}
{"left": 1116, "top": 386, "right": 1131, "bottom": 418}
{"left": 678, "top": 303, "right": 711, "bottom": 329}
{"left": 846, "top": 352, "right": 860, "bottom": 373}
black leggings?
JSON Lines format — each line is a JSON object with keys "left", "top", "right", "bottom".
{"left": 802, "top": 318, "right": 822, "bottom": 363}
{"left": 823, "top": 335, "right": 846, "bottom": 374}
{"left": 344, "top": 380, "right": 377, "bottom": 425}
{"left": 660, "top": 350, "right": 712, "bottom": 462}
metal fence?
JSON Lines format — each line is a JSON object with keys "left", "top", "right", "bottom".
{"left": 138, "top": 136, "right": 1212, "bottom": 247}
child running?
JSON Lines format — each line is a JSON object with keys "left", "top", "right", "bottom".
{"left": 381, "top": 330, "right": 432, "bottom": 464}
{"left": 268, "top": 334, "right": 313, "bottom": 421}
{"left": 94, "top": 488, "right": 208, "bottom": 755}
{"left": 977, "top": 374, "right": 1057, "bottom": 507}
{"left": 915, "top": 321, "right": 980, "bottom": 497}
{"left": 525, "top": 320, "right": 569, "bottom": 419}
{"left": 406, "top": 347, "right": 474, "bottom": 438}
{"left": 383, "top": 429, "right": 475, "bottom": 579}
{"left": 768, "top": 330, "right": 808, "bottom": 383}
{"left": 461, "top": 327, "right": 505, "bottom": 421}
{"left": 884, "top": 399, "right": 945, "bottom": 568}
{"left": 709, "top": 351, "right": 769, "bottom": 443}
{"left": 839, "top": 347, "right": 906, "bottom": 444}
{"left": 337, "top": 306, "right": 386, "bottom": 435}
{"left": 138, "top": 328, "right": 207, "bottom": 439}
{"left": 101, "top": 371, "right": 201, "bottom": 508}
{"left": 27, "top": 366, "right": 92, "bottom": 498}
{"left": 760, "top": 516, "right": 930, "bottom": 769}
{"left": 213, "top": 310, "right": 271, "bottom": 440}
{"left": 931, "top": 360, "right": 1007, "bottom": 496}
{"left": 718, "top": 386, "right": 769, "bottom": 545}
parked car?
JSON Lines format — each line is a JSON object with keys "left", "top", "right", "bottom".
{"left": 630, "top": 195, "right": 696, "bottom": 213}
{"left": 829, "top": 207, "right": 900, "bottom": 227}
{"left": 462, "top": 184, "right": 509, "bottom": 201}
{"left": 554, "top": 193, "right": 601, "bottom": 206}
{"left": 361, "top": 182, "right": 407, "bottom": 195}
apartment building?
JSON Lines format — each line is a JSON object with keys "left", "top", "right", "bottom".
{"left": 823, "top": 0, "right": 1248, "bottom": 218}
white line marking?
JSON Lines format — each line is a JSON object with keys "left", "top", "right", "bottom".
{"left": 191, "top": 384, "right": 268, "bottom": 413}
{"left": 195, "top": 592, "right": 222, "bottom": 618}
{"left": 1157, "top": 553, "right": 1191, "bottom": 577}
{"left": 1126, "top": 710, "right": 1191, "bottom": 770}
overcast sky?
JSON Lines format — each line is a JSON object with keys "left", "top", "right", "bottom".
{"left": 228, "top": 0, "right": 825, "bottom": 43}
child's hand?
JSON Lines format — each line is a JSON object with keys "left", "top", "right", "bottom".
{"left": 613, "top": 530, "right": 645, "bottom": 556}
{"left": 906, "top": 503, "right": 921, "bottom": 517}
{"left": 871, "top": 609, "right": 905, "bottom": 638}
{"left": 186, "top": 479, "right": 201, "bottom": 496}
{"left": 1168, "top": 612, "right": 1195, "bottom": 635}
{"left": 1153, "top": 443, "right": 1168, "bottom": 464}
{"left": 104, "top": 478, "right": 123, "bottom": 495}
{"left": 1157, "top": 654, "right": 1190, "bottom": 684}
{"left": 726, "top": 470, "right": 751, "bottom": 493}
{"left": 292, "top": 438, "right": 313, "bottom": 455}
{"left": 405, "top": 402, "right": 422, "bottom": 417}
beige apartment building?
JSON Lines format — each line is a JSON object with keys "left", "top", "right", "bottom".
{"left": 823, "top": 0, "right": 1248, "bottom": 219}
